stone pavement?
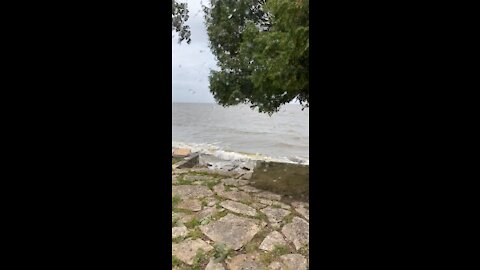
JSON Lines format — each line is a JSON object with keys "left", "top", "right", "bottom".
{"left": 172, "top": 167, "right": 309, "bottom": 270}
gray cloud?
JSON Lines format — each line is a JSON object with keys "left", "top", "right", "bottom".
{"left": 172, "top": 0, "right": 218, "bottom": 103}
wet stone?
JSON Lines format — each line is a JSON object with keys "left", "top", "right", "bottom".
{"left": 259, "top": 231, "right": 287, "bottom": 251}
{"left": 171, "top": 238, "right": 213, "bottom": 265}
{"left": 281, "top": 217, "right": 309, "bottom": 250}
{"left": 200, "top": 213, "right": 261, "bottom": 250}
{"left": 220, "top": 200, "right": 257, "bottom": 217}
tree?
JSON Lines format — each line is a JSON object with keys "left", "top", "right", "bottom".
{"left": 172, "top": 0, "right": 191, "bottom": 44}
{"left": 204, "top": 0, "right": 309, "bottom": 114}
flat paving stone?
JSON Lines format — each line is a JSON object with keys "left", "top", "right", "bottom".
{"left": 227, "top": 253, "right": 265, "bottom": 270}
{"left": 222, "top": 178, "right": 249, "bottom": 186}
{"left": 238, "top": 185, "right": 261, "bottom": 193}
{"left": 218, "top": 190, "right": 253, "bottom": 203}
{"left": 260, "top": 206, "right": 291, "bottom": 224}
{"left": 255, "top": 191, "right": 282, "bottom": 201}
{"left": 205, "top": 258, "right": 225, "bottom": 270}
{"left": 295, "top": 207, "right": 309, "bottom": 221}
{"left": 259, "top": 231, "right": 287, "bottom": 251}
{"left": 281, "top": 217, "right": 309, "bottom": 250}
{"left": 172, "top": 185, "right": 213, "bottom": 199}
{"left": 280, "top": 254, "right": 308, "bottom": 270}
{"left": 220, "top": 200, "right": 257, "bottom": 217}
{"left": 200, "top": 213, "right": 261, "bottom": 250}
{"left": 176, "top": 199, "right": 202, "bottom": 212}
{"left": 172, "top": 238, "right": 213, "bottom": 265}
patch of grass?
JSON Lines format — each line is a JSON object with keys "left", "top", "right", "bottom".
{"left": 187, "top": 227, "right": 204, "bottom": 240}
{"left": 244, "top": 241, "right": 258, "bottom": 253}
{"left": 191, "top": 249, "right": 208, "bottom": 270}
{"left": 172, "top": 236, "right": 184, "bottom": 243}
{"left": 224, "top": 185, "right": 232, "bottom": 192}
{"left": 172, "top": 255, "right": 182, "bottom": 268}
{"left": 205, "top": 180, "right": 219, "bottom": 190}
{"left": 172, "top": 196, "right": 182, "bottom": 209}
{"left": 254, "top": 211, "right": 269, "bottom": 222}
{"left": 283, "top": 213, "right": 294, "bottom": 224}
{"left": 184, "top": 217, "right": 201, "bottom": 229}
{"left": 172, "top": 157, "right": 183, "bottom": 164}
{"left": 213, "top": 243, "right": 231, "bottom": 262}
{"left": 201, "top": 199, "right": 208, "bottom": 207}
{"left": 260, "top": 245, "right": 291, "bottom": 264}
{"left": 176, "top": 176, "right": 193, "bottom": 185}
{"left": 211, "top": 210, "right": 228, "bottom": 220}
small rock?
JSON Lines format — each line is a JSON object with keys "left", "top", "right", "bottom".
{"left": 172, "top": 225, "right": 188, "bottom": 238}
{"left": 172, "top": 148, "right": 190, "bottom": 158}
{"left": 172, "top": 185, "right": 213, "bottom": 199}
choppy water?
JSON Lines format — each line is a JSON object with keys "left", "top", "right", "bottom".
{"left": 172, "top": 103, "right": 309, "bottom": 164}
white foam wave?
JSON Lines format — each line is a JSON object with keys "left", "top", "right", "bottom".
{"left": 172, "top": 141, "right": 309, "bottom": 165}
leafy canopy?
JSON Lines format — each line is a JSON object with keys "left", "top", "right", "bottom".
{"left": 204, "top": 0, "right": 309, "bottom": 114}
{"left": 172, "top": 0, "right": 191, "bottom": 44}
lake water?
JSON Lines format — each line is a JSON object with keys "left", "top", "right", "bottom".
{"left": 172, "top": 103, "right": 309, "bottom": 165}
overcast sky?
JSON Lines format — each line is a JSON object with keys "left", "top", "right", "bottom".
{"left": 172, "top": 0, "right": 217, "bottom": 103}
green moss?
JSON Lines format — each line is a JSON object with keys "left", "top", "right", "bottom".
{"left": 191, "top": 249, "right": 208, "bottom": 270}
{"left": 172, "top": 196, "right": 182, "bottom": 209}
{"left": 260, "top": 245, "right": 291, "bottom": 264}
{"left": 187, "top": 227, "right": 204, "bottom": 240}
{"left": 211, "top": 210, "right": 228, "bottom": 220}
{"left": 213, "top": 243, "right": 231, "bottom": 262}
{"left": 172, "top": 255, "right": 182, "bottom": 268}
{"left": 283, "top": 213, "right": 294, "bottom": 224}
{"left": 184, "top": 217, "right": 201, "bottom": 229}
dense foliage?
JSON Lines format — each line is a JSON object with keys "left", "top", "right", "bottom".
{"left": 172, "top": 0, "right": 191, "bottom": 44}
{"left": 204, "top": 0, "right": 309, "bottom": 114}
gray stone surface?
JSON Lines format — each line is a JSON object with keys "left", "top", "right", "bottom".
{"left": 172, "top": 185, "right": 213, "bottom": 199}
{"left": 220, "top": 200, "right": 257, "bottom": 217}
{"left": 218, "top": 190, "right": 253, "bottom": 203}
{"left": 200, "top": 214, "right": 261, "bottom": 250}
{"left": 171, "top": 238, "right": 213, "bottom": 265}
{"left": 172, "top": 225, "right": 188, "bottom": 238}
{"left": 222, "top": 178, "right": 249, "bottom": 186}
{"left": 280, "top": 254, "right": 308, "bottom": 270}
{"left": 259, "top": 231, "right": 287, "bottom": 251}
{"left": 295, "top": 206, "right": 309, "bottom": 221}
{"left": 239, "top": 185, "right": 261, "bottom": 193}
{"left": 227, "top": 253, "right": 265, "bottom": 270}
{"left": 205, "top": 258, "right": 226, "bottom": 270}
{"left": 255, "top": 191, "right": 282, "bottom": 201}
{"left": 260, "top": 206, "right": 291, "bottom": 224}
{"left": 177, "top": 199, "right": 202, "bottom": 212}
{"left": 281, "top": 217, "right": 309, "bottom": 250}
